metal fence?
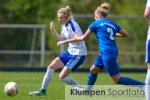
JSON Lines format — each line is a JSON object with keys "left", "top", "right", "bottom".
{"left": 0, "top": 15, "right": 147, "bottom": 69}
{"left": 0, "top": 24, "right": 46, "bottom": 67}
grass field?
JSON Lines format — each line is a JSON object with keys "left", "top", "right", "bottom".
{"left": 0, "top": 72, "right": 146, "bottom": 100}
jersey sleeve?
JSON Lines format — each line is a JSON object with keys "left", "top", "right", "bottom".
{"left": 146, "top": 0, "right": 150, "bottom": 7}
{"left": 115, "top": 23, "right": 122, "bottom": 32}
{"left": 69, "top": 20, "right": 83, "bottom": 36}
{"left": 75, "top": 26, "right": 82, "bottom": 36}
{"left": 88, "top": 22, "right": 96, "bottom": 32}
{"left": 74, "top": 23, "right": 83, "bottom": 36}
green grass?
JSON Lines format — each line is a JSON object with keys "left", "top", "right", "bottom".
{"left": 0, "top": 72, "right": 146, "bottom": 100}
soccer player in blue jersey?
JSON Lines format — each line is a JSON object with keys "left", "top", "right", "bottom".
{"left": 58, "top": 2, "right": 144, "bottom": 91}
{"left": 29, "top": 6, "right": 87, "bottom": 96}
{"left": 144, "top": 0, "right": 150, "bottom": 99}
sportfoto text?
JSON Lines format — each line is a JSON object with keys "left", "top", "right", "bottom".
{"left": 70, "top": 88, "right": 145, "bottom": 97}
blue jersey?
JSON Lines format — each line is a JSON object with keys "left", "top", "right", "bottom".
{"left": 89, "top": 18, "right": 121, "bottom": 54}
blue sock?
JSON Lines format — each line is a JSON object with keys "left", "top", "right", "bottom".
{"left": 118, "top": 76, "right": 145, "bottom": 85}
{"left": 86, "top": 72, "right": 97, "bottom": 91}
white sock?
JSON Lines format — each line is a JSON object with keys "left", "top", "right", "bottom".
{"left": 41, "top": 67, "right": 54, "bottom": 89}
{"left": 145, "top": 69, "right": 150, "bottom": 100}
{"left": 61, "top": 76, "right": 81, "bottom": 87}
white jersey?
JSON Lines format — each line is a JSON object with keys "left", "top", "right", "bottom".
{"left": 60, "top": 19, "right": 87, "bottom": 55}
{"left": 146, "top": 0, "right": 150, "bottom": 7}
{"left": 147, "top": 28, "right": 150, "bottom": 39}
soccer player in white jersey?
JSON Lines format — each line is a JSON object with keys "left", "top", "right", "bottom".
{"left": 29, "top": 6, "right": 87, "bottom": 96}
{"left": 144, "top": 0, "right": 150, "bottom": 99}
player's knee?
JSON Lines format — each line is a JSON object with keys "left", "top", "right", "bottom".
{"left": 90, "top": 68, "right": 99, "bottom": 74}
{"left": 48, "top": 65, "right": 52, "bottom": 69}
{"left": 48, "top": 65, "right": 55, "bottom": 71}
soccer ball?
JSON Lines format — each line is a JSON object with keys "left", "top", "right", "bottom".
{"left": 4, "top": 82, "right": 19, "bottom": 96}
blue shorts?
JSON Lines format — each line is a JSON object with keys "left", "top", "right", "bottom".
{"left": 145, "top": 40, "right": 150, "bottom": 62}
{"left": 94, "top": 53, "right": 120, "bottom": 76}
{"left": 58, "top": 50, "right": 86, "bottom": 72}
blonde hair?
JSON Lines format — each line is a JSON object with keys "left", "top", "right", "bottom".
{"left": 57, "top": 6, "right": 71, "bottom": 19}
{"left": 96, "top": 2, "right": 111, "bottom": 17}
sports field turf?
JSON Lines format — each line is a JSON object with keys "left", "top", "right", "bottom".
{"left": 0, "top": 72, "right": 146, "bottom": 100}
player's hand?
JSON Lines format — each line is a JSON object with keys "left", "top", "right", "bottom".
{"left": 57, "top": 41, "right": 66, "bottom": 46}
{"left": 50, "top": 21, "right": 55, "bottom": 32}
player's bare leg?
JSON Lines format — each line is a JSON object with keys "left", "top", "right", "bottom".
{"left": 59, "top": 67, "right": 81, "bottom": 87}
{"left": 29, "top": 57, "right": 64, "bottom": 96}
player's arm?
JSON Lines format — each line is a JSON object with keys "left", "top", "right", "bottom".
{"left": 50, "top": 21, "right": 65, "bottom": 41}
{"left": 144, "top": 7, "right": 150, "bottom": 25}
{"left": 116, "top": 29, "right": 129, "bottom": 37}
{"left": 57, "top": 29, "right": 91, "bottom": 46}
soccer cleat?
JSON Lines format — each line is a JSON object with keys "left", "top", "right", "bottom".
{"left": 73, "top": 86, "right": 92, "bottom": 96}
{"left": 29, "top": 89, "right": 46, "bottom": 96}
{"left": 73, "top": 86, "right": 85, "bottom": 91}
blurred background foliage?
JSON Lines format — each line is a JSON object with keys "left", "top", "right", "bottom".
{"left": 0, "top": 0, "right": 148, "bottom": 68}
{"left": 0, "top": 0, "right": 146, "bottom": 50}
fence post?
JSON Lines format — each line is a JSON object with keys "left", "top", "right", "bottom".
{"left": 41, "top": 28, "right": 45, "bottom": 67}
